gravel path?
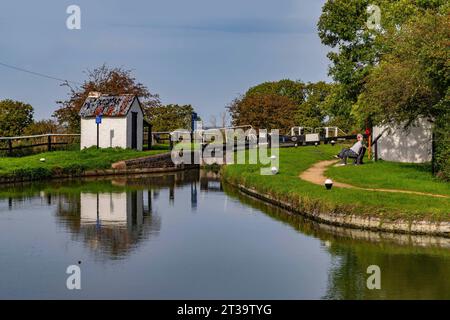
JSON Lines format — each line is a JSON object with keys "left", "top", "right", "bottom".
{"left": 299, "top": 160, "right": 449, "bottom": 199}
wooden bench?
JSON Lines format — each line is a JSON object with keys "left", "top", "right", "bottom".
{"left": 348, "top": 146, "right": 366, "bottom": 165}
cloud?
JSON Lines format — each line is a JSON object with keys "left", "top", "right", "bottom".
{"left": 0, "top": 0, "right": 329, "bottom": 120}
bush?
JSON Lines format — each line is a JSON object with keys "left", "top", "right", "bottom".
{"left": 11, "top": 167, "right": 52, "bottom": 181}
{"left": 62, "top": 163, "right": 87, "bottom": 176}
{"left": 434, "top": 109, "right": 450, "bottom": 181}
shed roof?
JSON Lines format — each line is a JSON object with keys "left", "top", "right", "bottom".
{"left": 79, "top": 94, "right": 141, "bottom": 118}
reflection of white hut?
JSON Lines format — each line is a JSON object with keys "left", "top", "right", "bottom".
{"left": 80, "top": 192, "right": 143, "bottom": 226}
{"left": 373, "top": 118, "right": 433, "bottom": 163}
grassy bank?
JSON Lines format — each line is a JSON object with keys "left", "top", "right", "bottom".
{"left": 326, "top": 160, "right": 450, "bottom": 196}
{"left": 0, "top": 146, "right": 169, "bottom": 181}
{"left": 222, "top": 145, "right": 450, "bottom": 221}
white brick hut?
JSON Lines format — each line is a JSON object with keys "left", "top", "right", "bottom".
{"left": 372, "top": 118, "right": 433, "bottom": 163}
{"left": 79, "top": 93, "right": 151, "bottom": 151}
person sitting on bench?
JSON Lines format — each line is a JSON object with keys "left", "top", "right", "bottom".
{"left": 335, "top": 134, "right": 364, "bottom": 165}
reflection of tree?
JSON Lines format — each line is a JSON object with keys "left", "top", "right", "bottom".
{"left": 322, "top": 246, "right": 366, "bottom": 300}
{"left": 55, "top": 193, "right": 82, "bottom": 233}
{"left": 222, "top": 183, "right": 450, "bottom": 300}
{"left": 323, "top": 243, "right": 450, "bottom": 300}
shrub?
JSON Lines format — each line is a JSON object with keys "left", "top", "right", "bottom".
{"left": 11, "top": 167, "right": 52, "bottom": 181}
{"left": 434, "top": 109, "right": 450, "bottom": 181}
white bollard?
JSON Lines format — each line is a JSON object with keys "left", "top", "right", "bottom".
{"left": 325, "top": 179, "right": 333, "bottom": 190}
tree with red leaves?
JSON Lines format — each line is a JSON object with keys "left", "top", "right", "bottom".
{"left": 54, "top": 64, "right": 160, "bottom": 132}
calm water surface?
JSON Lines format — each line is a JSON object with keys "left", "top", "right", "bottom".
{"left": 0, "top": 170, "right": 449, "bottom": 299}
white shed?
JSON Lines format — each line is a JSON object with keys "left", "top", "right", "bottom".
{"left": 79, "top": 94, "right": 148, "bottom": 150}
{"left": 373, "top": 118, "right": 433, "bottom": 163}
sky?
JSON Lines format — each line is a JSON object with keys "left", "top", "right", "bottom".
{"left": 0, "top": 0, "right": 330, "bottom": 122}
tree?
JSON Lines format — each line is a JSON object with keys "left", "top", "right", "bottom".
{"left": 146, "top": 104, "right": 194, "bottom": 132}
{"left": 320, "top": 83, "right": 358, "bottom": 133}
{"left": 207, "top": 112, "right": 229, "bottom": 128}
{"left": 219, "top": 111, "right": 229, "bottom": 128}
{"left": 355, "top": 12, "right": 449, "bottom": 124}
{"left": 318, "top": 0, "right": 378, "bottom": 105}
{"left": 317, "top": 0, "right": 448, "bottom": 129}
{"left": 296, "top": 82, "right": 333, "bottom": 129}
{"left": 24, "top": 119, "right": 61, "bottom": 135}
{"left": 227, "top": 93, "right": 298, "bottom": 134}
{"left": 434, "top": 105, "right": 450, "bottom": 180}
{"left": 228, "top": 80, "right": 338, "bottom": 133}
{"left": 246, "top": 79, "right": 306, "bottom": 106}
{"left": 54, "top": 64, "right": 159, "bottom": 132}
{"left": 0, "top": 99, "right": 34, "bottom": 137}
{"left": 208, "top": 115, "right": 218, "bottom": 128}
{"left": 355, "top": 12, "right": 449, "bottom": 179}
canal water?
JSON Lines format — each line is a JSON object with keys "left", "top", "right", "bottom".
{"left": 0, "top": 170, "right": 449, "bottom": 299}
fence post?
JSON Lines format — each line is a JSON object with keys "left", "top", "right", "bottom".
{"left": 148, "top": 125, "right": 152, "bottom": 150}
{"left": 8, "top": 140, "right": 12, "bottom": 156}
{"left": 47, "top": 135, "right": 52, "bottom": 152}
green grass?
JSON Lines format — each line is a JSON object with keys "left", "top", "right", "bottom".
{"left": 0, "top": 147, "right": 169, "bottom": 181}
{"left": 222, "top": 145, "right": 450, "bottom": 221}
{"left": 326, "top": 160, "right": 450, "bottom": 196}
{"left": 151, "top": 143, "right": 171, "bottom": 150}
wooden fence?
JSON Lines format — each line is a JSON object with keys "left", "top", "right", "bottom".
{"left": 152, "top": 132, "right": 173, "bottom": 148}
{"left": 0, "top": 134, "right": 80, "bottom": 156}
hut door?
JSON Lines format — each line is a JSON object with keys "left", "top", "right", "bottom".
{"left": 131, "top": 112, "right": 138, "bottom": 149}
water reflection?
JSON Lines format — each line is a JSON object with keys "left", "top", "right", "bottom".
{"left": 52, "top": 171, "right": 203, "bottom": 259}
{"left": 222, "top": 184, "right": 450, "bottom": 300}
{"left": 0, "top": 169, "right": 449, "bottom": 299}
{"left": 54, "top": 190, "right": 160, "bottom": 259}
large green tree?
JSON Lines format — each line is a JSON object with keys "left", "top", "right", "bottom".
{"left": 0, "top": 99, "right": 34, "bottom": 137}
{"left": 317, "top": 0, "right": 448, "bottom": 128}
{"left": 318, "top": 0, "right": 449, "bottom": 178}
{"left": 24, "top": 119, "right": 61, "bottom": 135}
{"left": 146, "top": 104, "right": 195, "bottom": 132}
{"left": 227, "top": 93, "right": 298, "bottom": 134}
{"left": 356, "top": 12, "right": 449, "bottom": 179}
{"left": 355, "top": 13, "right": 449, "bottom": 124}
{"left": 228, "top": 79, "right": 335, "bottom": 132}
{"left": 296, "top": 81, "right": 333, "bottom": 129}
{"left": 54, "top": 64, "right": 159, "bottom": 132}
{"left": 321, "top": 83, "right": 358, "bottom": 132}
{"left": 246, "top": 79, "right": 306, "bottom": 106}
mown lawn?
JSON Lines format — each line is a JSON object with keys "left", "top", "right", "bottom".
{"left": 222, "top": 145, "right": 450, "bottom": 221}
{"left": 326, "top": 160, "right": 450, "bottom": 196}
{"left": 0, "top": 146, "right": 169, "bottom": 180}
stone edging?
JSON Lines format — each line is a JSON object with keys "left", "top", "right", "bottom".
{"left": 0, "top": 165, "right": 194, "bottom": 185}
{"left": 231, "top": 182, "right": 450, "bottom": 238}
{"left": 0, "top": 152, "right": 200, "bottom": 185}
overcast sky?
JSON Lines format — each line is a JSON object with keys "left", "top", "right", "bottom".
{"left": 0, "top": 0, "right": 330, "bottom": 121}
